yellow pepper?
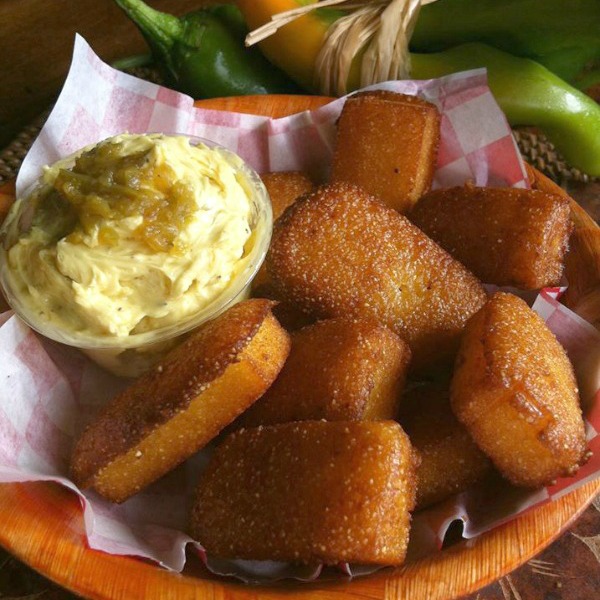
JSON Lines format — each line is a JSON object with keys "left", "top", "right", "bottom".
{"left": 237, "top": 0, "right": 334, "bottom": 92}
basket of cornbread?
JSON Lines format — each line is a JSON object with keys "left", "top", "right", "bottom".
{"left": 66, "top": 90, "right": 593, "bottom": 563}
{"left": 0, "top": 37, "right": 599, "bottom": 600}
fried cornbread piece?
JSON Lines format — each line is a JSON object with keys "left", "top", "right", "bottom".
{"left": 267, "top": 183, "right": 487, "bottom": 369}
{"left": 251, "top": 283, "right": 315, "bottom": 331}
{"left": 410, "top": 185, "right": 572, "bottom": 289}
{"left": 331, "top": 91, "right": 440, "bottom": 213}
{"left": 451, "top": 292, "right": 589, "bottom": 488}
{"left": 253, "top": 171, "right": 314, "bottom": 290}
{"left": 239, "top": 318, "right": 410, "bottom": 427}
{"left": 399, "top": 383, "right": 491, "bottom": 509}
{"left": 190, "top": 421, "right": 418, "bottom": 565}
{"left": 70, "top": 299, "right": 291, "bottom": 503}
{"left": 262, "top": 171, "right": 314, "bottom": 217}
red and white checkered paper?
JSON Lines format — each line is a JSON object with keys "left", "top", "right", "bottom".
{"left": 2, "top": 35, "right": 598, "bottom": 579}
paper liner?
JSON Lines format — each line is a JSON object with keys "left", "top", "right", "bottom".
{"left": 1, "top": 35, "right": 598, "bottom": 581}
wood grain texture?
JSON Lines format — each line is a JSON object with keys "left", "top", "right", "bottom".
{"left": 0, "top": 95, "right": 599, "bottom": 600}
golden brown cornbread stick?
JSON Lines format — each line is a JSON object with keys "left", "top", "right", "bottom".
{"left": 399, "top": 383, "right": 491, "bottom": 509}
{"left": 410, "top": 184, "right": 572, "bottom": 289}
{"left": 190, "top": 421, "right": 418, "bottom": 565}
{"left": 331, "top": 91, "right": 440, "bottom": 213}
{"left": 239, "top": 317, "right": 411, "bottom": 427}
{"left": 267, "top": 182, "right": 487, "bottom": 369}
{"left": 251, "top": 283, "right": 316, "bottom": 332}
{"left": 253, "top": 171, "right": 314, "bottom": 290}
{"left": 451, "top": 292, "right": 588, "bottom": 488}
{"left": 261, "top": 171, "right": 314, "bottom": 217}
{"left": 70, "top": 299, "right": 291, "bottom": 503}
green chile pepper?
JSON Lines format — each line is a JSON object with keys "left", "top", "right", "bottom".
{"left": 412, "top": 0, "right": 600, "bottom": 89}
{"left": 113, "top": 0, "right": 300, "bottom": 98}
{"left": 205, "top": 4, "right": 249, "bottom": 40}
{"left": 411, "top": 44, "right": 600, "bottom": 176}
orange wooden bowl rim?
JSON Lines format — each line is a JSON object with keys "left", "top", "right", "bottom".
{"left": 0, "top": 95, "right": 598, "bottom": 600}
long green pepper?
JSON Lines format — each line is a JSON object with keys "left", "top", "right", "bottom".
{"left": 113, "top": 0, "right": 300, "bottom": 98}
{"left": 412, "top": 0, "right": 600, "bottom": 90}
{"left": 411, "top": 44, "right": 600, "bottom": 176}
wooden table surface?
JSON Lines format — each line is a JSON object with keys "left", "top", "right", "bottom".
{"left": 0, "top": 1, "right": 598, "bottom": 598}
{"left": 0, "top": 0, "right": 211, "bottom": 148}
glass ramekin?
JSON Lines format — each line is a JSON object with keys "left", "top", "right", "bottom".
{"left": 0, "top": 134, "right": 272, "bottom": 377}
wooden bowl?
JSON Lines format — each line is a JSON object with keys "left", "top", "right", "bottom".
{"left": 0, "top": 95, "right": 599, "bottom": 600}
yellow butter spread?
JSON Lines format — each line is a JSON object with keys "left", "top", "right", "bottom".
{"left": 5, "top": 134, "right": 254, "bottom": 339}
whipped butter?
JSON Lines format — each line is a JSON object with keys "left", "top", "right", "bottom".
{"left": 1, "top": 134, "right": 261, "bottom": 351}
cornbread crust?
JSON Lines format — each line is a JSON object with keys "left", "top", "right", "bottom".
{"left": 331, "top": 91, "right": 440, "bottom": 213}
{"left": 451, "top": 293, "right": 588, "bottom": 488}
{"left": 253, "top": 171, "right": 314, "bottom": 290}
{"left": 191, "top": 421, "right": 418, "bottom": 565}
{"left": 261, "top": 171, "right": 314, "bottom": 218}
{"left": 410, "top": 185, "right": 572, "bottom": 289}
{"left": 267, "top": 182, "right": 486, "bottom": 369}
{"left": 399, "top": 383, "right": 491, "bottom": 509}
{"left": 239, "top": 317, "right": 410, "bottom": 427}
{"left": 70, "top": 299, "right": 291, "bottom": 502}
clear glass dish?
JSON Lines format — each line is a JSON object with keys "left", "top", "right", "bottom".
{"left": 0, "top": 134, "right": 272, "bottom": 377}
